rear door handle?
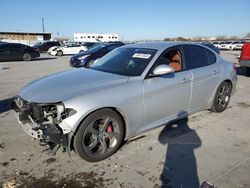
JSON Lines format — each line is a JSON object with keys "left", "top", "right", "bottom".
{"left": 181, "top": 77, "right": 192, "bottom": 83}
{"left": 212, "top": 69, "right": 218, "bottom": 75}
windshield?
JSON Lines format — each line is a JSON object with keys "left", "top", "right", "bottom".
{"left": 33, "top": 42, "right": 43, "bottom": 46}
{"left": 91, "top": 47, "right": 157, "bottom": 76}
{"left": 88, "top": 44, "right": 106, "bottom": 53}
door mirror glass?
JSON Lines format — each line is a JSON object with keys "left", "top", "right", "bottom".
{"left": 152, "top": 64, "right": 175, "bottom": 76}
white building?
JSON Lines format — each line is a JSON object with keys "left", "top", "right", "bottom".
{"left": 74, "top": 33, "right": 119, "bottom": 42}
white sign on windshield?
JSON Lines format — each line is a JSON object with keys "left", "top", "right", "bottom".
{"left": 132, "top": 53, "right": 151, "bottom": 59}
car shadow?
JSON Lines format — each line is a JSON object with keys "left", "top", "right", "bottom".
{"left": 32, "top": 57, "right": 57, "bottom": 61}
{"left": 158, "top": 112, "right": 201, "bottom": 188}
{"left": 0, "top": 96, "right": 16, "bottom": 114}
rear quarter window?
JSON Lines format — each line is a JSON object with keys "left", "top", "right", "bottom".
{"left": 206, "top": 48, "right": 216, "bottom": 64}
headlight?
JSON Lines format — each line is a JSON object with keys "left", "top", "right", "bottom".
{"left": 77, "top": 55, "right": 90, "bottom": 60}
{"left": 35, "top": 102, "right": 76, "bottom": 124}
{"left": 56, "top": 103, "right": 77, "bottom": 120}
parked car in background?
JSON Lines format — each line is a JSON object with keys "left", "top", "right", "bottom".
{"left": 78, "top": 42, "right": 99, "bottom": 50}
{"left": 70, "top": 42, "right": 125, "bottom": 68}
{"left": 239, "top": 42, "right": 250, "bottom": 76}
{"left": 13, "top": 42, "right": 237, "bottom": 162}
{"left": 229, "top": 41, "right": 245, "bottom": 50}
{"left": 200, "top": 42, "right": 220, "bottom": 54}
{"left": 219, "top": 42, "right": 232, "bottom": 50}
{"left": 33, "top": 41, "right": 61, "bottom": 53}
{"left": 49, "top": 43, "right": 88, "bottom": 56}
{"left": 47, "top": 46, "right": 61, "bottom": 55}
{"left": 0, "top": 43, "right": 40, "bottom": 61}
{"left": 212, "top": 41, "right": 223, "bottom": 49}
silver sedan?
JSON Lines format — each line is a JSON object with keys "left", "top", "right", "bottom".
{"left": 13, "top": 42, "right": 237, "bottom": 162}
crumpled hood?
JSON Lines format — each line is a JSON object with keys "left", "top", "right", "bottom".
{"left": 20, "top": 68, "right": 128, "bottom": 103}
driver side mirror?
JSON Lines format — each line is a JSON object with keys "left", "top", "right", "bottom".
{"left": 150, "top": 64, "right": 175, "bottom": 77}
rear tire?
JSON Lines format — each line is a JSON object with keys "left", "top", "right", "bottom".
{"left": 23, "top": 53, "right": 32, "bottom": 61}
{"left": 211, "top": 82, "right": 232, "bottom": 113}
{"left": 74, "top": 108, "right": 124, "bottom": 162}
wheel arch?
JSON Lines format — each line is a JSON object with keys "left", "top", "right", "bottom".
{"left": 224, "top": 79, "right": 233, "bottom": 90}
{"left": 69, "top": 106, "right": 127, "bottom": 151}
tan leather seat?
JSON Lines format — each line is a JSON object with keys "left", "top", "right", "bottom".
{"left": 169, "top": 51, "right": 181, "bottom": 72}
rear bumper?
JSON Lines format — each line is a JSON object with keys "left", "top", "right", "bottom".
{"left": 239, "top": 60, "right": 250, "bottom": 67}
{"left": 32, "top": 52, "right": 40, "bottom": 58}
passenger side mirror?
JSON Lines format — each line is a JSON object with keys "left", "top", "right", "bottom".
{"left": 152, "top": 64, "right": 175, "bottom": 76}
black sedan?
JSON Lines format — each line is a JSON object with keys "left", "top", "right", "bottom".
{"left": 0, "top": 43, "right": 40, "bottom": 61}
{"left": 70, "top": 42, "right": 124, "bottom": 68}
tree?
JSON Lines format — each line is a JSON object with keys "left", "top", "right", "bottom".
{"left": 163, "top": 37, "right": 171, "bottom": 41}
{"left": 245, "top": 32, "right": 250, "bottom": 38}
{"left": 215, "top": 35, "right": 226, "bottom": 41}
{"left": 175, "top": 37, "right": 188, "bottom": 41}
{"left": 228, "top": 35, "right": 239, "bottom": 41}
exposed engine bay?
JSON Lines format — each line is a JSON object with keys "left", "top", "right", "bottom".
{"left": 12, "top": 97, "right": 76, "bottom": 155}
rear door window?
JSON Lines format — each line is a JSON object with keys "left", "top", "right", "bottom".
{"left": 183, "top": 45, "right": 216, "bottom": 70}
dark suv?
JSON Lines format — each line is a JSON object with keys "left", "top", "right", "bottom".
{"left": 0, "top": 43, "right": 40, "bottom": 61}
{"left": 33, "top": 41, "right": 61, "bottom": 52}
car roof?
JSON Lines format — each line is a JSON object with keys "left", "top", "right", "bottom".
{"left": 0, "top": 42, "right": 25, "bottom": 45}
{"left": 123, "top": 41, "right": 188, "bottom": 50}
{"left": 103, "top": 42, "right": 124, "bottom": 46}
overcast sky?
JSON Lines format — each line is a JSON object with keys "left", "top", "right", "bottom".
{"left": 1, "top": 0, "right": 250, "bottom": 40}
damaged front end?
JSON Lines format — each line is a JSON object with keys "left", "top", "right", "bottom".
{"left": 12, "top": 97, "right": 76, "bottom": 155}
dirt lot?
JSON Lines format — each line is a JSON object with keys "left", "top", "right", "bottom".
{"left": 0, "top": 51, "right": 250, "bottom": 188}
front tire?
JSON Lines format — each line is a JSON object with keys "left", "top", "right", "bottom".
{"left": 211, "top": 82, "right": 232, "bottom": 112}
{"left": 74, "top": 109, "right": 124, "bottom": 162}
{"left": 23, "top": 53, "right": 32, "bottom": 61}
{"left": 57, "top": 50, "right": 63, "bottom": 56}
{"left": 86, "top": 59, "right": 95, "bottom": 68}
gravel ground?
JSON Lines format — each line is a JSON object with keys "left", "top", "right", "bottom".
{"left": 0, "top": 51, "right": 250, "bottom": 188}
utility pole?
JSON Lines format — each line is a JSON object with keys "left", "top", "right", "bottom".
{"left": 42, "top": 17, "right": 45, "bottom": 33}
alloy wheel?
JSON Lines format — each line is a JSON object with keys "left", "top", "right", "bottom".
{"left": 82, "top": 116, "right": 120, "bottom": 158}
{"left": 216, "top": 84, "right": 231, "bottom": 111}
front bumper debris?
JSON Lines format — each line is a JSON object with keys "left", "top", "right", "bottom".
{"left": 12, "top": 97, "right": 70, "bottom": 156}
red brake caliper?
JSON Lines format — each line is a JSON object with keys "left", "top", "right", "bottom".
{"left": 106, "top": 123, "right": 113, "bottom": 133}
